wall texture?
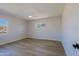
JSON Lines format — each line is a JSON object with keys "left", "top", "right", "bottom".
{"left": 0, "top": 15, "right": 27, "bottom": 45}
{"left": 62, "top": 4, "right": 79, "bottom": 56}
{"left": 27, "top": 16, "right": 61, "bottom": 41}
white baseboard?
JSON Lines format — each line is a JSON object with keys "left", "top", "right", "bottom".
{"left": 26, "top": 38, "right": 61, "bottom": 42}
{"left": 0, "top": 37, "right": 27, "bottom": 45}
{"left": 0, "top": 37, "right": 61, "bottom": 45}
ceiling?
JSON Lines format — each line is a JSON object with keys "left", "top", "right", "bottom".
{"left": 0, "top": 3, "right": 65, "bottom": 20}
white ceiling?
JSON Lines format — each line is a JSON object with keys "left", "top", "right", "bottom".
{"left": 0, "top": 3, "right": 65, "bottom": 20}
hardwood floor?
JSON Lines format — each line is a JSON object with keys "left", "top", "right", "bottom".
{"left": 0, "top": 38, "right": 66, "bottom": 56}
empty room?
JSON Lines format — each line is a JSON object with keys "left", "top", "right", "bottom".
{"left": 0, "top": 3, "right": 79, "bottom": 56}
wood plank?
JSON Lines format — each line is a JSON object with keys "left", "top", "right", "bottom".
{"left": 0, "top": 38, "right": 66, "bottom": 56}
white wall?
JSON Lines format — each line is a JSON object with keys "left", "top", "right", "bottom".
{"left": 27, "top": 16, "right": 61, "bottom": 41}
{"left": 0, "top": 14, "right": 61, "bottom": 45}
{"left": 0, "top": 15, "right": 27, "bottom": 45}
{"left": 62, "top": 4, "right": 79, "bottom": 56}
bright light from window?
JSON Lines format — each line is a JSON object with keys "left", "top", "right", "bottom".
{"left": 0, "top": 19, "right": 8, "bottom": 33}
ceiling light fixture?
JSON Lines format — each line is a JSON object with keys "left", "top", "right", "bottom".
{"left": 28, "top": 16, "right": 32, "bottom": 18}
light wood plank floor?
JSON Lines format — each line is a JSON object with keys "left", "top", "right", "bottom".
{"left": 0, "top": 38, "right": 66, "bottom": 56}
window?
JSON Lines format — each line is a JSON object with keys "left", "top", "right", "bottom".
{"left": 0, "top": 19, "right": 8, "bottom": 33}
